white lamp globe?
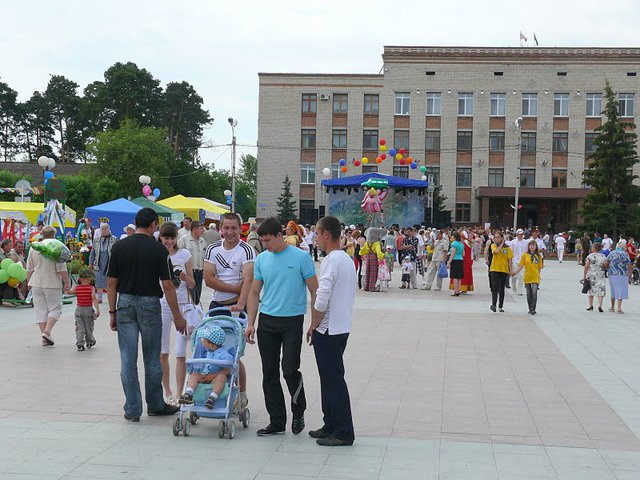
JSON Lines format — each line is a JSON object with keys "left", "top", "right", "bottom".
{"left": 37, "top": 156, "right": 49, "bottom": 168}
{"left": 322, "top": 167, "right": 331, "bottom": 177}
{"left": 223, "top": 189, "right": 232, "bottom": 197}
{"left": 47, "top": 158, "right": 56, "bottom": 169}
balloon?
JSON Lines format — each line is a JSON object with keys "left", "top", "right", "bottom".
{"left": 396, "top": 153, "right": 403, "bottom": 161}
{"left": 379, "top": 139, "right": 386, "bottom": 146}
{"left": 142, "top": 185, "right": 152, "bottom": 196}
{"left": 362, "top": 157, "right": 369, "bottom": 164}
{"left": 399, "top": 148, "right": 406, "bottom": 155}
{"left": 7, "top": 263, "right": 25, "bottom": 281}
{"left": 420, "top": 165, "right": 427, "bottom": 173}
{"left": 380, "top": 145, "right": 387, "bottom": 152}
{"left": 322, "top": 167, "right": 331, "bottom": 177}
{"left": 44, "top": 171, "right": 54, "bottom": 180}
{"left": 0, "top": 270, "right": 8, "bottom": 284}
{"left": 421, "top": 175, "right": 427, "bottom": 181}
{"left": 339, "top": 159, "right": 346, "bottom": 166}
{"left": 0, "top": 258, "right": 13, "bottom": 271}
{"left": 399, "top": 159, "right": 406, "bottom": 165}
{"left": 341, "top": 166, "right": 348, "bottom": 173}
{"left": 354, "top": 160, "right": 361, "bottom": 167}
{"left": 375, "top": 157, "right": 382, "bottom": 164}
{"left": 7, "top": 278, "right": 19, "bottom": 288}
{"left": 389, "top": 149, "right": 396, "bottom": 157}
{"left": 406, "top": 156, "right": 413, "bottom": 163}
{"left": 410, "top": 162, "right": 418, "bottom": 169}
{"left": 153, "top": 188, "right": 161, "bottom": 198}
{"left": 380, "top": 154, "right": 386, "bottom": 160}
{"left": 44, "top": 178, "right": 49, "bottom": 185}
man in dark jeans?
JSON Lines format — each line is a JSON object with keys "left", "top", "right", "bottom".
{"left": 246, "top": 217, "right": 318, "bottom": 436}
{"left": 108, "top": 208, "right": 187, "bottom": 422}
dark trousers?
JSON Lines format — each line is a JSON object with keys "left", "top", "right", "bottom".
{"left": 490, "top": 271, "right": 509, "bottom": 308}
{"left": 525, "top": 283, "right": 539, "bottom": 312}
{"left": 191, "top": 269, "right": 203, "bottom": 305}
{"left": 312, "top": 330, "right": 355, "bottom": 442}
{"left": 257, "top": 313, "right": 306, "bottom": 427}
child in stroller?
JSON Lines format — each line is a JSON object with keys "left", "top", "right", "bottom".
{"left": 179, "top": 325, "right": 233, "bottom": 409}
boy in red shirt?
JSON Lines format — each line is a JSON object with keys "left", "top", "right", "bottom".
{"left": 69, "top": 269, "right": 100, "bottom": 351}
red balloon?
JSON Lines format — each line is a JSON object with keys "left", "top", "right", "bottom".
{"left": 380, "top": 154, "right": 386, "bottom": 160}
{"left": 399, "top": 159, "right": 406, "bottom": 165}
{"left": 399, "top": 148, "right": 406, "bottom": 155}
{"left": 379, "top": 138, "right": 386, "bottom": 146}
{"left": 354, "top": 160, "right": 361, "bottom": 167}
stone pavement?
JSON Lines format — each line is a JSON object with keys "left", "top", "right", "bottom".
{"left": 1, "top": 259, "right": 639, "bottom": 479}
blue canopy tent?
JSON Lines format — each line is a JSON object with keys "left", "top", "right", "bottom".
{"left": 85, "top": 198, "right": 142, "bottom": 237}
{"left": 321, "top": 173, "right": 429, "bottom": 226}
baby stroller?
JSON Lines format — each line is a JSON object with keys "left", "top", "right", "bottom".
{"left": 172, "top": 307, "right": 250, "bottom": 439}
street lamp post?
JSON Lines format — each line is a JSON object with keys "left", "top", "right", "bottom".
{"left": 321, "top": 167, "right": 331, "bottom": 217}
{"left": 37, "top": 155, "right": 56, "bottom": 207}
{"left": 513, "top": 117, "right": 523, "bottom": 232}
{"left": 228, "top": 117, "right": 238, "bottom": 213}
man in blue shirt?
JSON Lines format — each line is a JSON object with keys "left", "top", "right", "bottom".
{"left": 246, "top": 217, "right": 318, "bottom": 436}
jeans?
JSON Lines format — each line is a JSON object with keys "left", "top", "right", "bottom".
{"left": 191, "top": 269, "right": 203, "bottom": 305}
{"left": 116, "top": 294, "right": 165, "bottom": 417}
{"left": 312, "top": 330, "right": 355, "bottom": 442}
{"left": 257, "top": 313, "right": 306, "bottom": 427}
{"left": 490, "top": 271, "right": 509, "bottom": 308}
{"left": 525, "top": 283, "right": 539, "bottom": 312}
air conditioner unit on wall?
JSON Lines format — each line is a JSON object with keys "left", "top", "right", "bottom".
{"left": 319, "top": 93, "right": 331, "bottom": 101}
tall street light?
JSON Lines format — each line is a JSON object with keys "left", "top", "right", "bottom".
{"left": 37, "top": 155, "right": 56, "bottom": 207}
{"left": 228, "top": 117, "right": 238, "bottom": 213}
{"left": 513, "top": 117, "right": 523, "bottom": 232}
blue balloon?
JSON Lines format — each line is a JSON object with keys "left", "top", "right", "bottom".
{"left": 44, "top": 171, "right": 54, "bottom": 180}
{"left": 153, "top": 188, "right": 160, "bottom": 198}
{"left": 226, "top": 199, "right": 232, "bottom": 205}
{"left": 339, "top": 159, "right": 346, "bottom": 166}
{"left": 410, "top": 162, "right": 418, "bottom": 169}
{"left": 389, "top": 149, "right": 397, "bottom": 157}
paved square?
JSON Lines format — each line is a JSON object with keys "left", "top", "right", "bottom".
{"left": 1, "top": 259, "right": 639, "bottom": 479}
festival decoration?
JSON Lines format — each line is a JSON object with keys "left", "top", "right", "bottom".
{"left": 362, "top": 157, "right": 369, "bottom": 164}
{"left": 379, "top": 139, "right": 386, "bottom": 146}
{"left": 322, "top": 168, "right": 331, "bottom": 177}
{"left": 354, "top": 159, "right": 361, "bottom": 167}
{"left": 153, "top": 188, "right": 161, "bottom": 198}
{"left": 341, "top": 166, "right": 348, "bottom": 173}
{"left": 396, "top": 153, "right": 403, "bottom": 161}
{"left": 43, "top": 199, "right": 67, "bottom": 229}
{"left": 361, "top": 178, "right": 389, "bottom": 189}
{"left": 406, "top": 156, "right": 413, "bottom": 164}
{"left": 420, "top": 165, "right": 427, "bottom": 173}
{"left": 375, "top": 157, "right": 382, "bottom": 164}
{"left": 380, "top": 145, "right": 387, "bottom": 152}
{"left": 399, "top": 148, "right": 406, "bottom": 155}
{"left": 0, "top": 258, "right": 27, "bottom": 287}
{"left": 399, "top": 158, "right": 406, "bottom": 165}
{"left": 410, "top": 162, "right": 418, "bottom": 169}
{"left": 339, "top": 159, "right": 346, "bottom": 166}
{"left": 389, "top": 148, "right": 396, "bottom": 157}
{"left": 360, "top": 188, "right": 390, "bottom": 227}
{"left": 142, "top": 185, "right": 152, "bottom": 196}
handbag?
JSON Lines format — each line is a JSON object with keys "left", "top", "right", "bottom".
{"left": 581, "top": 278, "right": 591, "bottom": 294}
{"left": 183, "top": 303, "right": 204, "bottom": 335}
{"left": 438, "top": 261, "right": 449, "bottom": 278}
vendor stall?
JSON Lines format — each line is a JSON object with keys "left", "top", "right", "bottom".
{"left": 85, "top": 198, "right": 141, "bottom": 237}
{"left": 158, "top": 194, "right": 229, "bottom": 222}
{"left": 131, "top": 197, "right": 184, "bottom": 224}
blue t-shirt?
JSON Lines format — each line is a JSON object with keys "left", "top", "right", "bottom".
{"left": 450, "top": 241, "right": 464, "bottom": 261}
{"left": 254, "top": 245, "right": 316, "bottom": 317}
{"left": 202, "top": 348, "right": 235, "bottom": 375}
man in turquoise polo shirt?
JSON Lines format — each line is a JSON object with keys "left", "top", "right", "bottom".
{"left": 246, "top": 217, "right": 318, "bottom": 437}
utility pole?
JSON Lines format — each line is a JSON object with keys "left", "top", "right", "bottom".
{"left": 428, "top": 174, "right": 435, "bottom": 225}
{"left": 228, "top": 117, "right": 238, "bottom": 213}
{"left": 513, "top": 117, "right": 523, "bottom": 232}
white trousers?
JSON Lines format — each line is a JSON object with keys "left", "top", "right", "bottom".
{"left": 512, "top": 268, "right": 525, "bottom": 295}
{"left": 557, "top": 248, "right": 565, "bottom": 262}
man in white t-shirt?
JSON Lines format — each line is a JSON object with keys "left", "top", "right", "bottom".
{"left": 602, "top": 234, "right": 613, "bottom": 252}
{"left": 555, "top": 233, "right": 567, "bottom": 263}
{"left": 204, "top": 212, "right": 255, "bottom": 408}
{"left": 508, "top": 229, "right": 529, "bottom": 295}
{"left": 177, "top": 217, "right": 192, "bottom": 239}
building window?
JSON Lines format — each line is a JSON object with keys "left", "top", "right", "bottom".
{"left": 490, "top": 93, "right": 506, "bottom": 116}
{"left": 458, "top": 92, "right": 474, "bottom": 116}
{"left": 333, "top": 94, "right": 348, "bottom": 113}
{"left": 302, "top": 93, "right": 317, "bottom": 113}
{"left": 586, "top": 93, "right": 602, "bottom": 117}
{"left": 363, "top": 130, "right": 379, "bottom": 149}
{"left": 394, "top": 92, "right": 410, "bottom": 115}
{"left": 585, "top": 132, "right": 598, "bottom": 155}
{"left": 489, "top": 131, "right": 505, "bottom": 151}
{"left": 362, "top": 165, "right": 378, "bottom": 173}
{"left": 301, "top": 129, "right": 316, "bottom": 149}
{"left": 522, "top": 93, "right": 538, "bottom": 116}
{"left": 425, "top": 166, "right": 440, "bottom": 186}
{"left": 455, "top": 203, "right": 471, "bottom": 222}
{"left": 393, "top": 166, "right": 409, "bottom": 178}
{"left": 521, "top": 132, "right": 536, "bottom": 152}
{"left": 394, "top": 130, "right": 409, "bottom": 150}
{"left": 457, "top": 131, "right": 473, "bottom": 151}
{"left": 425, "top": 130, "right": 441, "bottom": 151}
{"left": 554, "top": 93, "right": 569, "bottom": 117}
{"left": 364, "top": 94, "right": 379, "bottom": 114}
{"left": 456, "top": 167, "right": 472, "bottom": 187}
{"left": 552, "top": 132, "right": 568, "bottom": 153}
{"left": 331, "top": 164, "right": 345, "bottom": 179}
{"left": 488, "top": 168, "right": 504, "bottom": 187}
{"left": 300, "top": 163, "right": 316, "bottom": 184}
{"left": 519, "top": 168, "right": 535, "bottom": 188}
{"left": 552, "top": 169, "right": 567, "bottom": 188}
{"left": 331, "top": 129, "right": 347, "bottom": 149}
{"left": 619, "top": 93, "right": 635, "bottom": 117}
{"left": 426, "top": 92, "right": 441, "bottom": 116}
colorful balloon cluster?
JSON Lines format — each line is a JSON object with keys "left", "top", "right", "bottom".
{"left": 335, "top": 137, "right": 421, "bottom": 174}
{"left": 139, "top": 176, "right": 161, "bottom": 200}
{"left": 0, "top": 258, "right": 27, "bottom": 288}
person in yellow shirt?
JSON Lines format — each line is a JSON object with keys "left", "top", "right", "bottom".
{"left": 511, "top": 240, "right": 543, "bottom": 315}
{"left": 489, "top": 230, "right": 513, "bottom": 313}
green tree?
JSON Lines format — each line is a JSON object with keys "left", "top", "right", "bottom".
{"left": 21, "top": 91, "right": 56, "bottom": 161}
{"left": 239, "top": 154, "right": 257, "bottom": 184}
{"left": 61, "top": 174, "right": 95, "bottom": 214}
{"left": 0, "top": 81, "right": 18, "bottom": 161}
{"left": 276, "top": 175, "right": 297, "bottom": 224}
{"left": 581, "top": 82, "right": 640, "bottom": 237}
{"left": 44, "top": 75, "right": 83, "bottom": 162}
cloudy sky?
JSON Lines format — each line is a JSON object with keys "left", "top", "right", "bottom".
{"left": 2, "top": 0, "right": 638, "bottom": 170}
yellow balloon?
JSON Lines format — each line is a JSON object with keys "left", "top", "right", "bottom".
{"left": 362, "top": 157, "right": 369, "bottom": 164}
{"left": 396, "top": 153, "right": 403, "bottom": 161}
{"left": 7, "top": 278, "right": 19, "bottom": 288}
{"left": 380, "top": 145, "right": 387, "bottom": 151}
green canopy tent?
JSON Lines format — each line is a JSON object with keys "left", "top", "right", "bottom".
{"left": 131, "top": 197, "right": 184, "bottom": 224}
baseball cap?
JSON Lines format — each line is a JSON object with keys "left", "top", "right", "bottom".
{"left": 516, "top": 229, "right": 524, "bottom": 234}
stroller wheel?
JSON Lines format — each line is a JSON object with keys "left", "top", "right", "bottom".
{"left": 172, "top": 417, "right": 180, "bottom": 436}
{"left": 182, "top": 418, "right": 191, "bottom": 437}
{"left": 242, "top": 409, "right": 250, "bottom": 428}
{"left": 228, "top": 420, "right": 236, "bottom": 439}
{"left": 189, "top": 412, "right": 198, "bottom": 425}
{"left": 218, "top": 420, "right": 226, "bottom": 439}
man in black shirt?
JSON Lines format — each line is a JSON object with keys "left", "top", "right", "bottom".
{"left": 108, "top": 208, "right": 187, "bottom": 422}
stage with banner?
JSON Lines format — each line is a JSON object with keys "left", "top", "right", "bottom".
{"left": 322, "top": 173, "right": 428, "bottom": 227}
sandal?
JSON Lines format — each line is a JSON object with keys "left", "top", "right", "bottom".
{"left": 617, "top": 310, "right": 624, "bottom": 314}
{"left": 42, "top": 332, "right": 54, "bottom": 346}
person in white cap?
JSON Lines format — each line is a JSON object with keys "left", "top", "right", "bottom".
{"left": 555, "top": 233, "right": 566, "bottom": 263}
{"left": 508, "top": 229, "right": 528, "bottom": 295}
{"left": 120, "top": 224, "right": 136, "bottom": 240}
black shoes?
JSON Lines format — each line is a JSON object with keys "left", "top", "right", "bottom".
{"left": 490, "top": 305, "right": 497, "bottom": 312}
{"left": 124, "top": 413, "right": 140, "bottom": 422}
{"left": 148, "top": 403, "right": 179, "bottom": 416}
{"left": 309, "top": 427, "right": 329, "bottom": 439}
{"left": 179, "top": 393, "right": 194, "bottom": 405}
{"left": 257, "top": 424, "right": 286, "bottom": 436}
{"left": 587, "top": 306, "right": 594, "bottom": 311}
{"left": 292, "top": 415, "right": 305, "bottom": 434}
{"left": 598, "top": 307, "right": 604, "bottom": 313}
{"left": 205, "top": 396, "right": 217, "bottom": 409}
{"left": 316, "top": 436, "right": 354, "bottom": 446}
{"left": 499, "top": 308, "right": 504, "bottom": 313}
{"left": 77, "top": 345, "right": 85, "bottom": 351}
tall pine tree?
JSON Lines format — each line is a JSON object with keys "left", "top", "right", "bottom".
{"left": 276, "top": 175, "right": 297, "bottom": 224}
{"left": 582, "top": 82, "right": 640, "bottom": 238}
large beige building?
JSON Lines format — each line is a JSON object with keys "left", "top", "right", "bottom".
{"left": 257, "top": 46, "right": 640, "bottom": 230}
